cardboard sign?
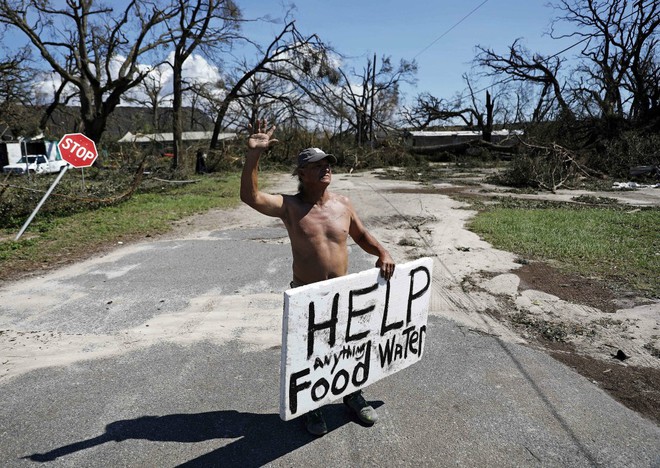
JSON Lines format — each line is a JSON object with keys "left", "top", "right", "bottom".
{"left": 280, "top": 257, "right": 433, "bottom": 421}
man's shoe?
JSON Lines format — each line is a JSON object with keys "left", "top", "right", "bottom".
{"left": 305, "top": 409, "right": 328, "bottom": 436}
{"left": 343, "top": 391, "right": 379, "bottom": 425}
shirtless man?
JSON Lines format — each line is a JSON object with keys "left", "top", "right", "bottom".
{"left": 240, "top": 120, "right": 396, "bottom": 436}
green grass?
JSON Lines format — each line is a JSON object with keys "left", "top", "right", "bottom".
{"left": 0, "top": 173, "right": 242, "bottom": 280}
{"left": 468, "top": 206, "right": 660, "bottom": 296}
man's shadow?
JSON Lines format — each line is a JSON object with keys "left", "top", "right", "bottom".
{"left": 24, "top": 402, "right": 383, "bottom": 467}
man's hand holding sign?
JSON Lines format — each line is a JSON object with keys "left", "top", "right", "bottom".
{"left": 240, "top": 118, "right": 429, "bottom": 436}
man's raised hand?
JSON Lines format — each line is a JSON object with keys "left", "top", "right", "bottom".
{"left": 247, "top": 119, "right": 278, "bottom": 151}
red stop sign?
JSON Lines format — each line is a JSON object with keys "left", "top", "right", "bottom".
{"left": 57, "top": 133, "right": 98, "bottom": 168}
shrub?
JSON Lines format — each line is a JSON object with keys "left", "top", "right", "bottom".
{"left": 588, "top": 131, "right": 660, "bottom": 179}
{"left": 0, "top": 166, "right": 141, "bottom": 229}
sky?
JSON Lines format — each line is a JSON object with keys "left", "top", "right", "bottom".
{"left": 236, "top": 0, "right": 577, "bottom": 105}
{"left": 4, "top": 0, "right": 578, "bottom": 109}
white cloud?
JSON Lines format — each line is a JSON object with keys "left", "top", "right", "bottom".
{"left": 32, "top": 52, "right": 224, "bottom": 109}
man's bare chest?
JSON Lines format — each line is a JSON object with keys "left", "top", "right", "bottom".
{"left": 288, "top": 205, "right": 350, "bottom": 242}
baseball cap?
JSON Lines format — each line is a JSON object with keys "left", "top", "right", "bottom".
{"left": 297, "top": 147, "right": 337, "bottom": 167}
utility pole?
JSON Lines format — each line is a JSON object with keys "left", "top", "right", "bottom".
{"left": 484, "top": 90, "right": 494, "bottom": 142}
{"left": 369, "top": 53, "right": 377, "bottom": 148}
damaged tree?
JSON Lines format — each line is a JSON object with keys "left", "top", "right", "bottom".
{"left": 0, "top": 45, "right": 40, "bottom": 137}
{"left": 473, "top": 0, "right": 659, "bottom": 183}
{"left": 475, "top": 39, "right": 574, "bottom": 122}
{"left": 207, "top": 20, "right": 338, "bottom": 149}
{"left": 405, "top": 87, "right": 495, "bottom": 139}
{"left": 323, "top": 55, "right": 417, "bottom": 146}
{"left": 551, "top": 0, "right": 660, "bottom": 132}
{"left": 0, "top": 0, "right": 179, "bottom": 147}
{"left": 162, "top": 0, "right": 241, "bottom": 174}
{"left": 402, "top": 73, "right": 516, "bottom": 156}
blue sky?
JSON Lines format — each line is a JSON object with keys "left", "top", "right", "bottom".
{"left": 238, "top": 0, "right": 575, "bottom": 104}
{"left": 4, "top": 0, "right": 577, "bottom": 108}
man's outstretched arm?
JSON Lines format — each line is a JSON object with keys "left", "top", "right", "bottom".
{"left": 240, "top": 120, "right": 285, "bottom": 218}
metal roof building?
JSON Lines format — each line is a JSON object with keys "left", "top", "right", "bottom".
{"left": 118, "top": 131, "right": 237, "bottom": 144}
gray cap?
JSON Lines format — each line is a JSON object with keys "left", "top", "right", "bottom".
{"left": 297, "top": 147, "right": 337, "bottom": 167}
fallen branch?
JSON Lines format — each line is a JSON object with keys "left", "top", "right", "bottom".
{"left": 152, "top": 177, "right": 200, "bottom": 184}
{"left": 409, "top": 138, "right": 519, "bottom": 155}
{"left": 0, "top": 158, "right": 147, "bottom": 204}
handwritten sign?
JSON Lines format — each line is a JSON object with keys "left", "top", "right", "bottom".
{"left": 280, "top": 257, "right": 433, "bottom": 421}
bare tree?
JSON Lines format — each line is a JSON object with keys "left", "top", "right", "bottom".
{"left": 162, "top": 0, "right": 241, "bottom": 173}
{"left": 475, "top": 39, "right": 574, "bottom": 120}
{"left": 323, "top": 55, "right": 417, "bottom": 145}
{"left": 550, "top": 0, "right": 659, "bottom": 127}
{"left": 0, "top": 0, "right": 179, "bottom": 146}
{"left": 123, "top": 66, "right": 169, "bottom": 132}
{"left": 207, "top": 20, "right": 338, "bottom": 149}
{"left": 499, "top": 80, "right": 555, "bottom": 125}
{"left": 475, "top": 0, "right": 659, "bottom": 132}
{"left": 403, "top": 74, "right": 499, "bottom": 141}
{"left": 0, "top": 45, "right": 40, "bottom": 137}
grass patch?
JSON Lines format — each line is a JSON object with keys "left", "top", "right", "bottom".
{"left": 468, "top": 206, "right": 660, "bottom": 296}
{"left": 0, "top": 173, "right": 241, "bottom": 280}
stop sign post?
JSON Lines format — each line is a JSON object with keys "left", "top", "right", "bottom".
{"left": 58, "top": 133, "right": 98, "bottom": 168}
{"left": 15, "top": 133, "right": 98, "bottom": 240}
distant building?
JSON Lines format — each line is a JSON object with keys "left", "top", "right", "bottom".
{"left": 403, "top": 129, "right": 523, "bottom": 148}
{"left": 118, "top": 131, "right": 237, "bottom": 155}
{"left": 30, "top": 105, "right": 215, "bottom": 141}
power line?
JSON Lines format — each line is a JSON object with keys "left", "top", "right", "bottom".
{"left": 412, "top": 0, "right": 491, "bottom": 61}
{"left": 438, "top": 2, "right": 646, "bottom": 106}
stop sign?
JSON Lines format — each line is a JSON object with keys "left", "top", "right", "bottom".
{"left": 57, "top": 133, "right": 98, "bottom": 168}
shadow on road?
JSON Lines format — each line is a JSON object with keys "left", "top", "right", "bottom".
{"left": 23, "top": 402, "right": 383, "bottom": 467}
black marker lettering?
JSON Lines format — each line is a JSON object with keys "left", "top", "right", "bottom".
{"left": 331, "top": 369, "right": 350, "bottom": 395}
{"left": 311, "top": 378, "right": 330, "bottom": 401}
{"left": 380, "top": 280, "right": 402, "bottom": 336}
{"left": 406, "top": 266, "right": 430, "bottom": 324}
{"left": 307, "top": 293, "right": 339, "bottom": 358}
{"left": 289, "top": 368, "right": 311, "bottom": 415}
{"left": 378, "top": 335, "right": 396, "bottom": 367}
{"left": 418, "top": 325, "right": 426, "bottom": 357}
{"left": 346, "top": 283, "right": 378, "bottom": 342}
{"left": 352, "top": 342, "right": 371, "bottom": 386}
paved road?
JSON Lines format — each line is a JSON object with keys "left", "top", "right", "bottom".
{"left": 1, "top": 176, "right": 659, "bottom": 467}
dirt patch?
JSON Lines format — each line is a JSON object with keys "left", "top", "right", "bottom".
{"left": 386, "top": 180, "right": 660, "bottom": 425}
{"left": 545, "top": 341, "right": 660, "bottom": 425}
{"left": 515, "top": 261, "right": 621, "bottom": 314}
{"left": 492, "top": 287, "right": 660, "bottom": 425}
{"left": 387, "top": 186, "right": 475, "bottom": 198}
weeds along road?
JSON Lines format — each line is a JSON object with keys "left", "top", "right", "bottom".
{"left": 0, "top": 171, "right": 658, "bottom": 467}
